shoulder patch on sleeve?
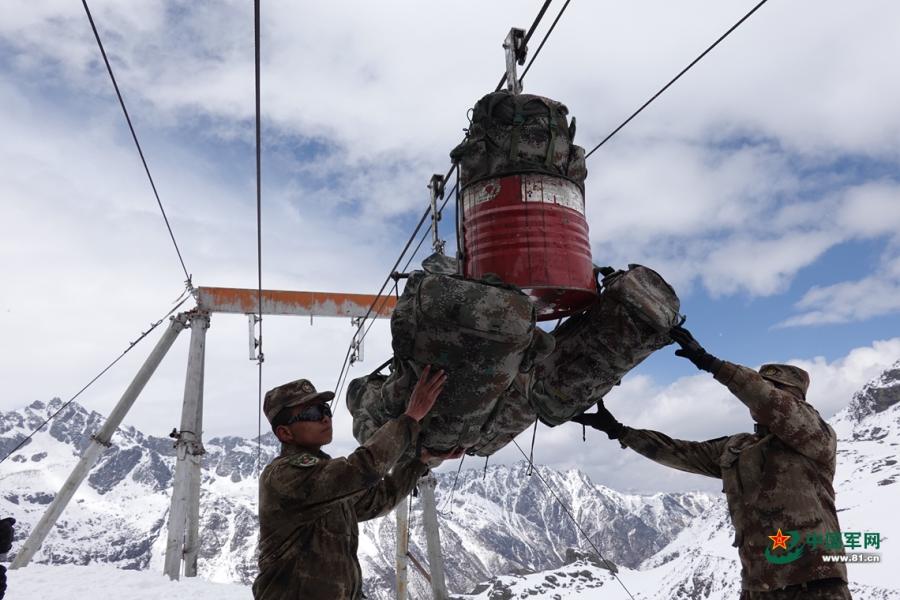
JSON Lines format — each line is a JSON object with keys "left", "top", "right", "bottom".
{"left": 289, "top": 453, "right": 319, "bottom": 468}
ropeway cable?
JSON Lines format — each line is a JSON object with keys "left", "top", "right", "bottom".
{"left": 585, "top": 0, "right": 771, "bottom": 158}
{"left": 81, "top": 0, "right": 194, "bottom": 290}
{"left": 254, "top": 0, "right": 265, "bottom": 476}
{"left": 0, "top": 289, "right": 193, "bottom": 465}
{"left": 511, "top": 439, "right": 637, "bottom": 600}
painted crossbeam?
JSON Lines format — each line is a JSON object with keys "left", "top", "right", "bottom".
{"left": 196, "top": 286, "right": 396, "bottom": 318}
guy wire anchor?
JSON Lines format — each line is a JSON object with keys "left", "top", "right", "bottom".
{"left": 429, "top": 174, "right": 446, "bottom": 255}
{"left": 503, "top": 27, "right": 527, "bottom": 95}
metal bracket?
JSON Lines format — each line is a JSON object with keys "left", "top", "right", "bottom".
{"left": 503, "top": 27, "right": 527, "bottom": 95}
{"left": 248, "top": 314, "right": 263, "bottom": 361}
{"left": 350, "top": 317, "right": 364, "bottom": 365}
{"left": 90, "top": 433, "right": 112, "bottom": 448}
{"left": 429, "top": 174, "right": 446, "bottom": 255}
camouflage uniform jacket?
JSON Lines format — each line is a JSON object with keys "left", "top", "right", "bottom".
{"left": 619, "top": 362, "right": 848, "bottom": 592}
{"left": 253, "top": 416, "right": 428, "bottom": 600}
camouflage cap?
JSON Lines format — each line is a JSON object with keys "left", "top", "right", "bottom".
{"left": 263, "top": 378, "right": 335, "bottom": 424}
{"left": 758, "top": 364, "right": 810, "bottom": 397}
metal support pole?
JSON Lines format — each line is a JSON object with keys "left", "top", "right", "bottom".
{"left": 429, "top": 174, "right": 446, "bottom": 255}
{"left": 419, "top": 474, "right": 448, "bottom": 600}
{"left": 395, "top": 497, "right": 410, "bottom": 600}
{"left": 503, "top": 28, "right": 527, "bottom": 95}
{"left": 11, "top": 315, "right": 188, "bottom": 569}
{"left": 164, "top": 311, "right": 209, "bottom": 580}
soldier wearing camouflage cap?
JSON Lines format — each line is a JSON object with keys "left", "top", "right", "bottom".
{"left": 253, "top": 366, "right": 463, "bottom": 600}
{"left": 574, "top": 325, "right": 851, "bottom": 600}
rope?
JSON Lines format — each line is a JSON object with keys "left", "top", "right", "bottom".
{"left": 495, "top": 0, "right": 554, "bottom": 92}
{"left": 253, "top": 0, "right": 265, "bottom": 476}
{"left": 81, "top": 0, "right": 193, "bottom": 289}
{"left": 438, "top": 453, "right": 467, "bottom": 515}
{"left": 525, "top": 419, "right": 539, "bottom": 476}
{"left": 511, "top": 439, "right": 636, "bottom": 600}
{"left": 584, "top": 0, "right": 772, "bottom": 159}
{"left": 0, "top": 290, "right": 193, "bottom": 465}
{"left": 517, "top": 0, "right": 573, "bottom": 85}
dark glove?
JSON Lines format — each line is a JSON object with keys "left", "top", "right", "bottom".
{"left": 669, "top": 326, "right": 723, "bottom": 374}
{"left": 571, "top": 401, "right": 626, "bottom": 439}
{"left": 0, "top": 518, "right": 13, "bottom": 554}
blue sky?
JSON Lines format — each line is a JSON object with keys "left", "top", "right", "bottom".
{"left": 1, "top": 0, "right": 899, "bottom": 492}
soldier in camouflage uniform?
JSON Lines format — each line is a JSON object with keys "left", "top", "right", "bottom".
{"left": 253, "top": 366, "right": 463, "bottom": 600}
{"left": 574, "top": 326, "right": 852, "bottom": 599}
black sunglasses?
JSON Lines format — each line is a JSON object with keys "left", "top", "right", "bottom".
{"left": 285, "top": 403, "right": 332, "bottom": 424}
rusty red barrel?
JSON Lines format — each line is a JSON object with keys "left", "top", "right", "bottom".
{"left": 462, "top": 173, "right": 596, "bottom": 320}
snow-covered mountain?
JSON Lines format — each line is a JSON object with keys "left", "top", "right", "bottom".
{"left": 0, "top": 398, "right": 711, "bottom": 599}
{"left": 2, "top": 360, "right": 899, "bottom": 599}
{"left": 459, "top": 361, "right": 900, "bottom": 600}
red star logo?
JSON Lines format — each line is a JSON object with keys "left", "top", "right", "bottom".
{"left": 769, "top": 529, "right": 791, "bottom": 551}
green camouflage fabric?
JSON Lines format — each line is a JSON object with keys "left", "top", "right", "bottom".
{"left": 739, "top": 577, "right": 851, "bottom": 599}
{"left": 531, "top": 265, "right": 680, "bottom": 426}
{"left": 348, "top": 269, "right": 546, "bottom": 454}
{"left": 450, "top": 91, "right": 587, "bottom": 189}
{"left": 253, "top": 416, "right": 428, "bottom": 600}
{"left": 618, "top": 362, "right": 848, "bottom": 593}
{"left": 468, "top": 372, "right": 536, "bottom": 456}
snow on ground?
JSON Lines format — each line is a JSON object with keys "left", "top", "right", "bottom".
{"left": 8, "top": 564, "right": 253, "bottom": 600}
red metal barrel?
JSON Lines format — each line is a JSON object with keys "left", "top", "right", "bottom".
{"left": 462, "top": 173, "right": 596, "bottom": 320}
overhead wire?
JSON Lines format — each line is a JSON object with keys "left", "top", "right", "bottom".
{"left": 510, "top": 439, "right": 636, "bottom": 600}
{"left": 517, "top": 0, "right": 572, "bottom": 85}
{"left": 0, "top": 289, "right": 193, "bottom": 465}
{"left": 254, "top": 0, "right": 265, "bottom": 475}
{"left": 584, "top": 0, "right": 771, "bottom": 158}
{"left": 81, "top": 0, "right": 193, "bottom": 289}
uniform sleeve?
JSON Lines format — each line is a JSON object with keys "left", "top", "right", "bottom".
{"left": 618, "top": 428, "right": 728, "bottom": 479}
{"left": 353, "top": 458, "right": 429, "bottom": 522}
{"left": 714, "top": 361, "right": 836, "bottom": 466}
{"left": 264, "top": 415, "right": 420, "bottom": 511}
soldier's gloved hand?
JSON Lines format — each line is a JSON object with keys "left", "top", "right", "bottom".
{"left": 669, "top": 326, "right": 723, "bottom": 374}
{"left": 571, "top": 402, "right": 626, "bottom": 440}
{"left": 0, "top": 517, "right": 14, "bottom": 554}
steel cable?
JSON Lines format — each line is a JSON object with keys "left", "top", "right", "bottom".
{"left": 81, "top": 0, "right": 193, "bottom": 288}
{"left": 517, "top": 0, "right": 572, "bottom": 85}
{"left": 585, "top": 0, "right": 771, "bottom": 158}
{"left": 254, "top": 0, "right": 265, "bottom": 475}
{"left": 511, "top": 439, "right": 637, "bottom": 600}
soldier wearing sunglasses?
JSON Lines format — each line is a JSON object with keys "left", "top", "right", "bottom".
{"left": 253, "top": 365, "right": 463, "bottom": 600}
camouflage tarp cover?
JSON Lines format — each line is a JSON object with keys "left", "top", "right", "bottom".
{"left": 531, "top": 265, "right": 681, "bottom": 426}
{"left": 348, "top": 264, "right": 681, "bottom": 456}
{"left": 348, "top": 269, "right": 552, "bottom": 453}
{"left": 450, "top": 90, "right": 587, "bottom": 189}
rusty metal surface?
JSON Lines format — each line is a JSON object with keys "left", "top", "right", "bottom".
{"left": 196, "top": 286, "right": 396, "bottom": 318}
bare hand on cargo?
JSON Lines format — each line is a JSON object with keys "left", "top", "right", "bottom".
{"left": 405, "top": 365, "right": 447, "bottom": 422}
